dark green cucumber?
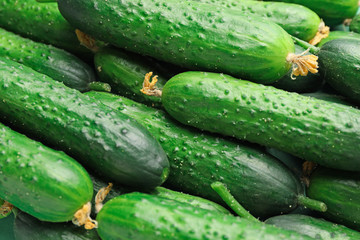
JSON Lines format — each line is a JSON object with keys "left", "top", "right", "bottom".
{"left": 57, "top": 0, "right": 296, "bottom": 83}
{"left": 96, "top": 193, "right": 314, "bottom": 240}
{"left": 265, "top": 0, "right": 359, "bottom": 26}
{"left": 0, "top": 27, "right": 96, "bottom": 92}
{"left": 0, "top": 58, "right": 169, "bottom": 190}
{"left": 160, "top": 71, "right": 360, "bottom": 171}
{"left": 272, "top": 44, "right": 322, "bottom": 93}
{"left": 192, "top": 0, "right": 321, "bottom": 41}
{"left": 0, "top": 0, "right": 88, "bottom": 54}
{"left": 317, "top": 31, "right": 360, "bottom": 47}
{"left": 350, "top": 14, "right": 360, "bottom": 33}
{"left": 86, "top": 91, "right": 325, "bottom": 218}
{"left": 302, "top": 91, "right": 353, "bottom": 106}
{"left": 0, "top": 213, "right": 15, "bottom": 240}
{"left": 14, "top": 211, "right": 100, "bottom": 240}
{"left": 0, "top": 122, "right": 93, "bottom": 222}
{"left": 308, "top": 168, "right": 360, "bottom": 231}
{"left": 266, "top": 214, "right": 360, "bottom": 240}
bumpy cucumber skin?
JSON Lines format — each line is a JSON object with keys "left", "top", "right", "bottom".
{"left": 94, "top": 48, "right": 169, "bottom": 107}
{"left": 193, "top": 0, "right": 320, "bottom": 41}
{"left": 0, "top": 0, "right": 87, "bottom": 54}
{"left": 0, "top": 28, "right": 95, "bottom": 92}
{"left": 0, "top": 58, "right": 169, "bottom": 190}
{"left": 318, "top": 39, "right": 360, "bottom": 104}
{"left": 265, "top": 0, "right": 359, "bottom": 26}
{"left": 96, "top": 193, "right": 313, "bottom": 240}
{"left": 308, "top": 168, "right": 360, "bottom": 231}
{"left": 86, "top": 91, "right": 304, "bottom": 218}
{"left": 0, "top": 122, "right": 93, "bottom": 222}
{"left": 14, "top": 211, "right": 100, "bottom": 240}
{"left": 161, "top": 71, "right": 360, "bottom": 171}
{"left": 350, "top": 15, "right": 360, "bottom": 33}
{"left": 317, "top": 31, "right": 360, "bottom": 47}
{"left": 272, "top": 44, "right": 322, "bottom": 93}
{"left": 266, "top": 214, "right": 360, "bottom": 240}
{"left": 58, "top": 0, "right": 294, "bottom": 84}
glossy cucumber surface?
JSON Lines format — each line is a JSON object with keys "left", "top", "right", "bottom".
{"left": 0, "top": 122, "right": 93, "bottom": 222}
{"left": 0, "top": 58, "right": 169, "bottom": 190}
{"left": 317, "top": 31, "right": 360, "bottom": 47}
{"left": 0, "top": 27, "right": 95, "bottom": 92}
{"left": 161, "top": 71, "right": 360, "bottom": 171}
{"left": 57, "top": 0, "right": 295, "bottom": 83}
{"left": 350, "top": 14, "right": 360, "bottom": 33}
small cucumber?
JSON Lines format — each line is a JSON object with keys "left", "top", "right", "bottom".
{"left": 317, "top": 31, "right": 360, "bottom": 47}
{"left": 0, "top": 58, "right": 169, "bottom": 190}
{"left": 350, "top": 14, "right": 360, "bottom": 33}
{"left": 96, "top": 193, "right": 314, "bottom": 240}
{"left": 87, "top": 91, "right": 326, "bottom": 218}
{"left": 0, "top": 122, "right": 93, "bottom": 223}
{"left": 0, "top": 27, "right": 96, "bottom": 92}
{"left": 308, "top": 168, "right": 360, "bottom": 231}
{"left": 0, "top": 0, "right": 88, "bottom": 54}
{"left": 266, "top": 214, "right": 360, "bottom": 240}
{"left": 153, "top": 71, "right": 360, "bottom": 171}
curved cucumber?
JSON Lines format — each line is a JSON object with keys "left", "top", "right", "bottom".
{"left": 57, "top": 0, "right": 296, "bottom": 83}
{"left": 0, "top": 58, "right": 169, "bottom": 190}
{"left": 159, "top": 71, "right": 360, "bottom": 171}
{"left": 266, "top": 214, "right": 360, "bottom": 240}
{"left": 0, "top": 0, "right": 88, "bottom": 54}
{"left": 86, "top": 91, "right": 321, "bottom": 218}
{"left": 192, "top": 0, "right": 321, "bottom": 41}
{"left": 0, "top": 122, "right": 93, "bottom": 222}
{"left": 350, "top": 14, "right": 360, "bottom": 33}
{"left": 308, "top": 168, "right": 360, "bottom": 231}
{"left": 0, "top": 27, "right": 95, "bottom": 92}
{"left": 317, "top": 31, "right": 360, "bottom": 47}
{"left": 96, "top": 193, "right": 314, "bottom": 240}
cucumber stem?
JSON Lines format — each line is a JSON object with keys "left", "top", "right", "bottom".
{"left": 297, "top": 195, "right": 327, "bottom": 212}
{"left": 291, "top": 36, "right": 321, "bottom": 55}
{"left": 88, "top": 82, "right": 112, "bottom": 93}
{"left": 211, "top": 182, "right": 260, "bottom": 222}
{"left": 140, "top": 72, "right": 163, "bottom": 97}
{"left": 75, "top": 29, "right": 100, "bottom": 53}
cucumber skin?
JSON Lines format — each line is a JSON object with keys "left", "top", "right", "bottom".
{"left": 0, "top": 122, "right": 93, "bottom": 222}
{"left": 57, "top": 0, "right": 294, "bottom": 84}
{"left": 308, "top": 168, "right": 360, "bottom": 231}
{"left": 96, "top": 193, "right": 313, "bottom": 240}
{"left": 161, "top": 71, "right": 360, "bottom": 171}
{"left": 266, "top": 214, "right": 360, "bottom": 240}
{"left": 0, "top": 58, "right": 169, "bottom": 190}
{"left": 318, "top": 39, "right": 360, "bottom": 104}
{"left": 0, "top": 198, "right": 11, "bottom": 219}
{"left": 0, "top": 0, "right": 88, "bottom": 54}
{"left": 317, "top": 31, "right": 360, "bottom": 47}
{"left": 0, "top": 27, "right": 95, "bottom": 92}
{"left": 350, "top": 15, "right": 360, "bottom": 33}
{"left": 192, "top": 0, "right": 320, "bottom": 41}
{"left": 86, "top": 91, "right": 304, "bottom": 218}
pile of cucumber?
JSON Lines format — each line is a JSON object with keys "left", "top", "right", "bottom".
{"left": 1, "top": 0, "right": 360, "bottom": 239}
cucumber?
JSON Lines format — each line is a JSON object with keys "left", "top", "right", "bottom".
{"left": 0, "top": 27, "right": 96, "bottom": 92}
{"left": 302, "top": 92, "right": 353, "bottom": 106}
{"left": 308, "top": 168, "right": 360, "bottom": 231}
{"left": 0, "top": 213, "right": 15, "bottom": 240}
{"left": 350, "top": 14, "right": 360, "bottom": 33}
{"left": 192, "top": 0, "right": 321, "bottom": 41}
{"left": 0, "top": 0, "right": 88, "bottom": 54}
{"left": 0, "top": 122, "right": 93, "bottom": 222}
{"left": 14, "top": 211, "right": 100, "bottom": 240}
{"left": 264, "top": 0, "right": 359, "bottom": 26}
{"left": 266, "top": 214, "right": 360, "bottom": 240}
{"left": 55, "top": 0, "right": 305, "bottom": 84}
{"left": 317, "top": 31, "right": 360, "bottom": 47}
{"left": 86, "top": 91, "right": 326, "bottom": 218}
{"left": 96, "top": 193, "right": 314, "bottom": 240}
{"left": 0, "top": 58, "right": 169, "bottom": 190}
{"left": 153, "top": 71, "right": 360, "bottom": 171}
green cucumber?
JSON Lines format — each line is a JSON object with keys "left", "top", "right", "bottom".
{"left": 14, "top": 211, "right": 100, "bottom": 240}
{"left": 265, "top": 0, "right": 359, "bottom": 26}
{"left": 0, "top": 122, "right": 93, "bottom": 222}
{"left": 156, "top": 71, "right": 360, "bottom": 171}
{"left": 0, "top": 58, "right": 169, "bottom": 190}
{"left": 266, "top": 214, "right": 360, "bottom": 240}
{"left": 0, "top": 27, "right": 96, "bottom": 92}
{"left": 96, "top": 193, "right": 314, "bottom": 240}
{"left": 308, "top": 168, "right": 360, "bottom": 231}
{"left": 0, "top": 213, "right": 15, "bottom": 240}
{"left": 192, "top": 0, "right": 321, "bottom": 41}
{"left": 56, "top": 0, "right": 301, "bottom": 83}
{"left": 0, "top": 0, "right": 88, "bottom": 54}
{"left": 317, "top": 31, "right": 360, "bottom": 47}
{"left": 86, "top": 91, "right": 326, "bottom": 218}
{"left": 350, "top": 14, "right": 360, "bottom": 33}
{"left": 302, "top": 91, "right": 353, "bottom": 106}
